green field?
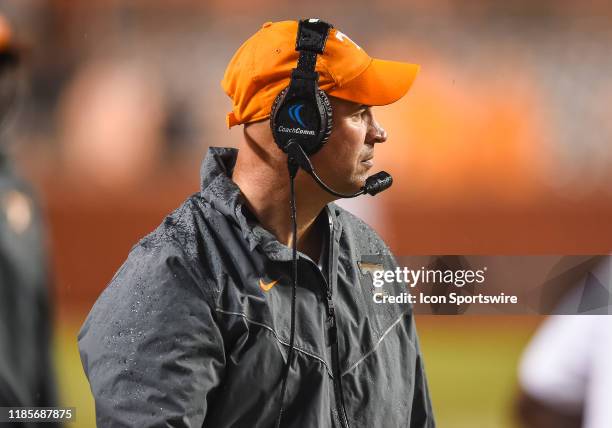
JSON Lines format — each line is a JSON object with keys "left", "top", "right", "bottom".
{"left": 417, "top": 316, "right": 539, "bottom": 428}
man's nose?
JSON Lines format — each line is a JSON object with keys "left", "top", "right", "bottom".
{"left": 366, "top": 114, "right": 388, "bottom": 144}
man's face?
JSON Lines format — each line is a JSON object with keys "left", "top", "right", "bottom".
{"left": 310, "top": 96, "right": 388, "bottom": 194}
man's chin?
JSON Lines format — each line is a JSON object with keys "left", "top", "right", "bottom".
{"left": 308, "top": 171, "right": 366, "bottom": 198}
{"left": 342, "top": 177, "right": 367, "bottom": 195}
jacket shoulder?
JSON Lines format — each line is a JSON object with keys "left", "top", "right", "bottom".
{"left": 95, "top": 193, "right": 217, "bottom": 316}
{"left": 135, "top": 193, "right": 205, "bottom": 258}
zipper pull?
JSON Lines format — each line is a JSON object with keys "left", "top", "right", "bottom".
{"left": 327, "top": 298, "right": 335, "bottom": 320}
{"left": 327, "top": 298, "right": 337, "bottom": 344}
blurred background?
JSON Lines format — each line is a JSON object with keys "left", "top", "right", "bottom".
{"left": 0, "top": 0, "right": 611, "bottom": 426}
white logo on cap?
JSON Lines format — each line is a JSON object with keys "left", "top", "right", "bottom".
{"left": 335, "top": 31, "right": 361, "bottom": 50}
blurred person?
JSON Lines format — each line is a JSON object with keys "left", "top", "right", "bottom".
{"left": 78, "top": 19, "right": 433, "bottom": 427}
{"left": 517, "top": 271, "right": 612, "bottom": 428}
{"left": 0, "top": 13, "right": 58, "bottom": 423}
{"left": 58, "top": 60, "right": 165, "bottom": 192}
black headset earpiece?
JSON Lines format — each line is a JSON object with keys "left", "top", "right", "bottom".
{"left": 270, "top": 86, "right": 333, "bottom": 156}
{"left": 270, "top": 19, "right": 333, "bottom": 156}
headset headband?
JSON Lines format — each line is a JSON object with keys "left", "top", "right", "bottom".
{"left": 294, "top": 19, "right": 331, "bottom": 77}
{"left": 270, "top": 19, "right": 334, "bottom": 156}
{"left": 289, "top": 19, "right": 332, "bottom": 91}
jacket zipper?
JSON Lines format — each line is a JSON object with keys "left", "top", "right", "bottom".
{"left": 297, "top": 209, "right": 350, "bottom": 428}
{"left": 327, "top": 294, "right": 350, "bottom": 428}
{"left": 300, "top": 211, "right": 350, "bottom": 428}
{"left": 325, "top": 212, "right": 351, "bottom": 428}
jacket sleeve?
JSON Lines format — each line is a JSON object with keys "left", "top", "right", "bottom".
{"left": 78, "top": 243, "right": 226, "bottom": 428}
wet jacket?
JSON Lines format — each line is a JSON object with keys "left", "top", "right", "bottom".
{"left": 78, "top": 147, "right": 434, "bottom": 428}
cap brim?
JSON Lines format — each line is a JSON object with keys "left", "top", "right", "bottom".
{"left": 328, "top": 58, "right": 420, "bottom": 106}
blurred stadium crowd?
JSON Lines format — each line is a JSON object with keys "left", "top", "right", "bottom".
{"left": 0, "top": 1, "right": 610, "bottom": 427}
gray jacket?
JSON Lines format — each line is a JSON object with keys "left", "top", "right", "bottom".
{"left": 78, "top": 147, "right": 434, "bottom": 428}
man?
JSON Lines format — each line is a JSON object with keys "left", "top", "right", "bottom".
{"left": 0, "top": 14, "right": 58, "bottom": 424}
{"left": 79, "top": 19, "right": 434, "bottom": 427}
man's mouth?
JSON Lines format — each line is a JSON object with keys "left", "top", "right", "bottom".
{"left": 361, "top": 155, "right": 374, "bottom": 168}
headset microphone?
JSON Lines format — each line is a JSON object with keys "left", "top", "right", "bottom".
{"left": 364, "top": 171, "right": 393, "bottom": 196}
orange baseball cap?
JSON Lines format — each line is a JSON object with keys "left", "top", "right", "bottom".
{"left": 221, "top": 20, "right": 420, "bottom": 128}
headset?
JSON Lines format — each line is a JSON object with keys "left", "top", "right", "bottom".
{"left": 270, "top": 18, "right": 393, "bottom": 197}
{"left": 270, "top": 18, "right": 393, "bottom": 428}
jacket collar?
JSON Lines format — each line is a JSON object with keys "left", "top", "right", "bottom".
{"left": 199, "top": 146, "right": 341, "bottom": 262}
